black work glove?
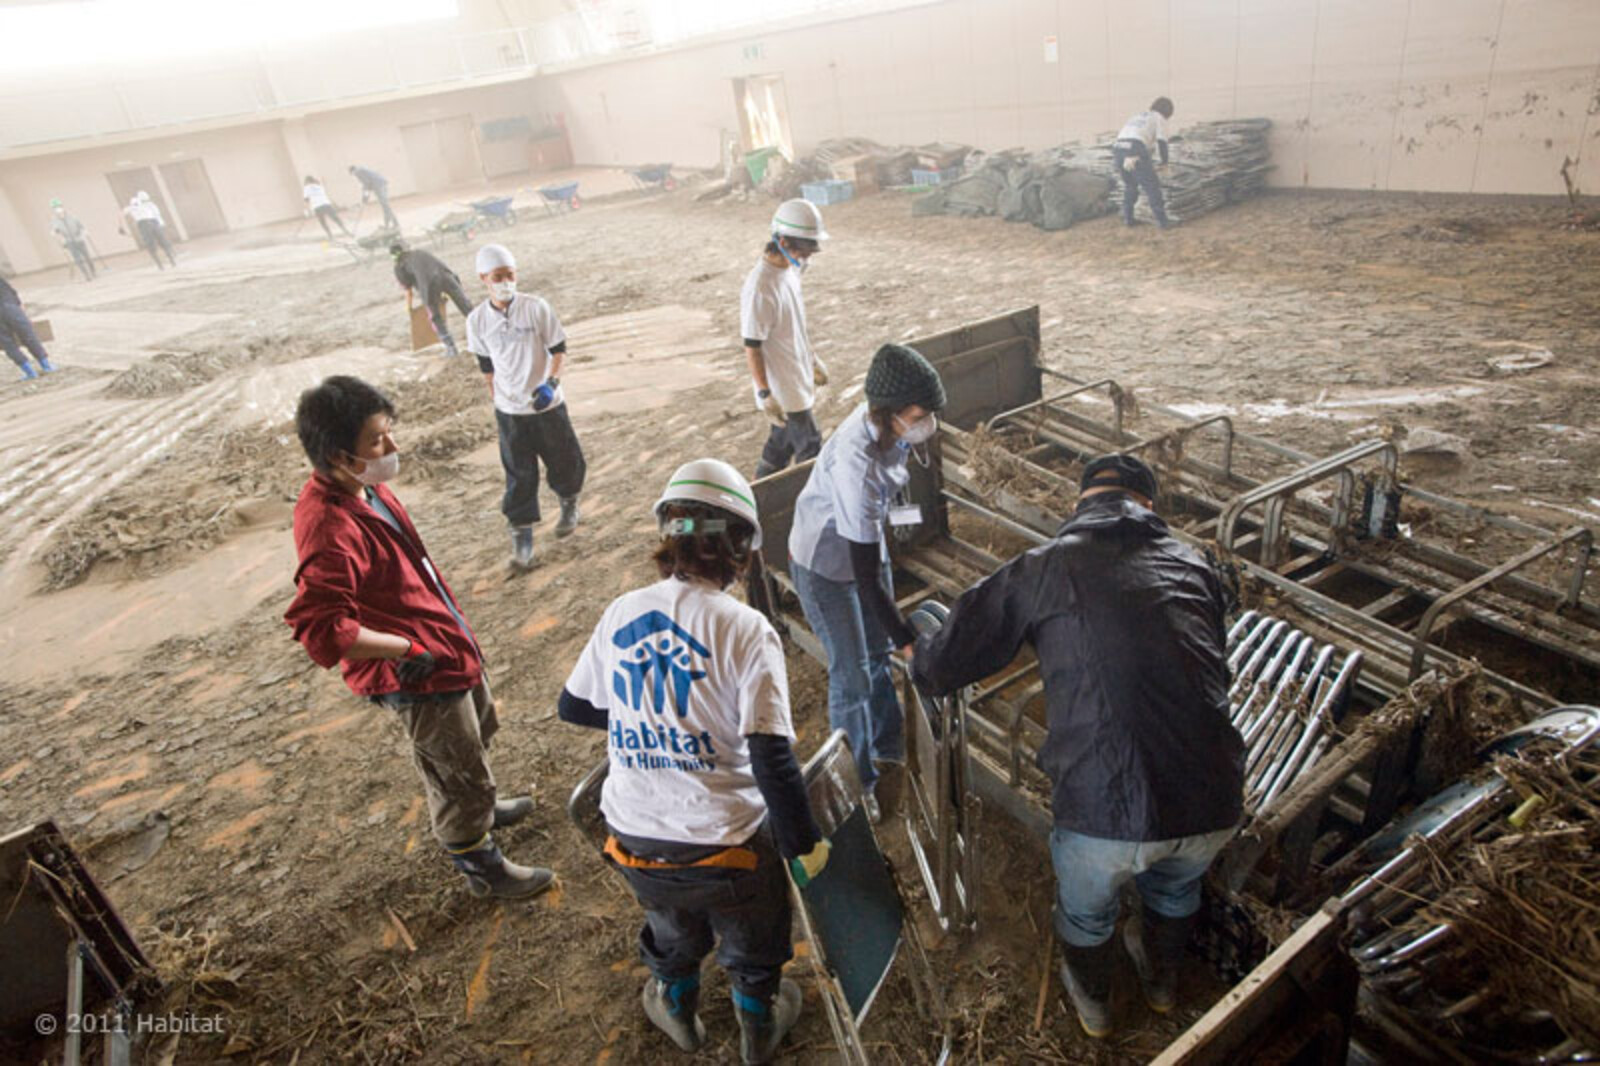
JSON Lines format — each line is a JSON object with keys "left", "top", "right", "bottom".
{"left": 394, "top": 649, "right": 437, "bottom": 687}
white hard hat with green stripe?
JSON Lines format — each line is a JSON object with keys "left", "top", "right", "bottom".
{"left": 771, "top": 198, "right": 828, "bottom": 242}
{"left": 654, "top": 458, "right": 762, "bottom": 548}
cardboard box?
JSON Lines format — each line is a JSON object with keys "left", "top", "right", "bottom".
{"left": 32, "top": 318, "right": 53, "bottom": 342}
{"left": 409, "top": 301, "right": 442, "bottom": 351}
{"left": 830, "top": 154, "right": 880, "bottom": 196}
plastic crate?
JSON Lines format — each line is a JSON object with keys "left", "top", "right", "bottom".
{"left": 800, "top": 179, "right": 855, "bottom": 206}
{"left": 910, "top": 166, "right": 961, "bottom": 186}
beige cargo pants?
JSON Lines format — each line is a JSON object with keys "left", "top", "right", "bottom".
{"left": 387, "top": 679, "right": 499, "bottom": 848}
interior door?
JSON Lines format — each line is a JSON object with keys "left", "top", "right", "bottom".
{"left": 401, "top": 120, "right": 449, "bottom": 193}
{"left": 438, "top": 115, "right": 485, "bottom": 186}
{"left": 105, "top": 167, "right": 183, "bottom": 242}
{"left": 733, "top": 75, "right": 794, "bottom": 158}
{"left": 157, "top": 159, "right": 228, "bottom": 238}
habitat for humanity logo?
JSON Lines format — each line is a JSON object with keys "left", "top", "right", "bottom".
{"left": 611, "top": 611, "right": 710, "bottom": 719}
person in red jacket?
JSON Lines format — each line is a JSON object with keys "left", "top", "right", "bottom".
{"left": 284, "top": 375, "right": 553, "bottom": 899}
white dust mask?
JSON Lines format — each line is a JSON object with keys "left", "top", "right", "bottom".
{"left": 350, "top": 452, "right": 399, "bottom": 486}
{"left": 489, "top": 280, "right": 516, "bottom": 302}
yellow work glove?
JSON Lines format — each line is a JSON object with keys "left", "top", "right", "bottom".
{"left": 788, "top": 840, "right": 831, "bottom": 888}
{"left": 812, "top": 358, "right": 830, "bottom": 387}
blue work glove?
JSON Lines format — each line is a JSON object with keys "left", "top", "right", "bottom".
{"left": 531, "top": 382, "right": 556, "bottom": 412}
{"left": 788, "top": 839, "right": 831, "bottom": 888}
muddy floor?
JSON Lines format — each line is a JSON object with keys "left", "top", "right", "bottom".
{"left": 1, "top": 181, "right": 1597, "bottom": 1065}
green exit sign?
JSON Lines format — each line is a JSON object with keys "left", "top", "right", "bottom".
{"left": 742, "top": 41, "right": 765, "bottom": 61}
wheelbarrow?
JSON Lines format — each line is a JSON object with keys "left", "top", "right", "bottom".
{"left": 537, "top": 181, "right": 581, "bottom": 215}
{"left": 469, "top": 195, "right": 518, "bottom": 228}
{"left": 427, "top": 210, "right": 476, "bottom": 247}
{"left": 626, "top": 163, "right": 676, "bottom": 191}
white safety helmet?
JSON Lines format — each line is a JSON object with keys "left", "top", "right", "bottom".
{"left": 135, "top": 190, "right": 150, "bottom": 203}
{"left": 654, "top": 458, "right": 762, "bottom": 549}
{"left": 771, "top": 198, "right": 828, "bottom": 243}
{"left": 475, "top": 242, "right": 516, "bottom": 275}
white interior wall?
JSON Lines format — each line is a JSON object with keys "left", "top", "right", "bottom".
{"left": 0, "top": 80, "right": 543, "bottom": 274}
{"left": 543, "top": 0, "right": 1600, "bottom": 198}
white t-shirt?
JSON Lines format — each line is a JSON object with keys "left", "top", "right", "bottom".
{"left": 466, "top": 293, "right": 568, "bottom": 416}
{"left": 1118, "top": 110, "right": 1168, "bottom": 152}
{"left": 564, "top": 576, "right": 795, "bottom": 846}
{"left": 126, "top": 200, "right": 161, "bottom": 224}
{"left": 304, "top": 182, "right": 332, "bottom": 210}
{"left": 740, "top": 259, "right": 815, "bottom": 414}
{"left": 788, "top": 403, "right": 911, "bottom": 581}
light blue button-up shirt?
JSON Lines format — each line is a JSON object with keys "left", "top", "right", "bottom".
{"left": 788, "top": 403, "right": 911, "bottom": 581}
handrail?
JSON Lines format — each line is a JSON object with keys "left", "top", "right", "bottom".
{"left": 1407, "top": 525, "right": 1594, "bottom": 679}
{"left": 1216, "top": 440, "right": 1398, "bottom": 567}
{"left": 981, "top": 378, "right": 1126, "bottom": 438}
{"left": 1124, "top": 414, "right": 1236, "bottom": 479}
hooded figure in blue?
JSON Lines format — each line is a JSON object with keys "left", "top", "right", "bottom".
{"left": 787, "top": 342, "right": 945, "bottom": 821}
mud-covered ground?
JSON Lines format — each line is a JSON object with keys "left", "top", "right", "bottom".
{"left": 1, "top": 181, "right": 1596, "bottom": 1065}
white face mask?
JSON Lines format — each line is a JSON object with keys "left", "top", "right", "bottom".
{"left": 894, "top": 412, "right": 938, "bottom": 446}
{"left": 489, "top": 280, "right": 516, "bottom": 302}
{"left": 347, "top": 451, "right": 399, "bottom": 486}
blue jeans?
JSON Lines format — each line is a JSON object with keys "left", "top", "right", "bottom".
{"left": 0, "top": 302, "right": 49, "bottom": 370}
{"left": 1049, "top": 825, "right": 1236, "bottom": 947}
{"left": 791, "top": 560, "right": 904, "bottom": 789}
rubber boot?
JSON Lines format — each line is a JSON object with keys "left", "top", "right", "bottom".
{"left": 554, "top": 496, "right": 580, "bottom": 538}
{"left": 492, "top": 795, "right": 535, "bottom": 828}
{"left": 18, "top": 363, "right": 37, "bottom": 381}
{"left": 447, "top": 837, "right": 554, "bottom": 900}
{"left": 734, "top": 978, "right": 802, "bottom": 1065}
{"left": 441, "top": 336, "right": 459, "bottom": 358}
{"left": 642, "top": 974, "right": 706, "bottom": 1052}
{"left": 38, "top": 358, "right": 56, "bottom": 373}
{"left": 1059, "top": 939, "right": 1116, "bottom": 1038}
{"left": 1124, "top": 905, "right": 1194, "bottom": 1014}
{"left": 872, "top": 761, "right": 906, "bottom": 822}
{"left": 510, "top": 526, "right": 534, "bottom": 571}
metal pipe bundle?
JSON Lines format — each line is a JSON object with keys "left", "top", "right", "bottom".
{"left": 1225, "top": 609, "right": 1361, "bottom": 816}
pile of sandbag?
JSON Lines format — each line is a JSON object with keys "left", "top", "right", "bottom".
{"left": 914, "top": 118, "right": 1272, "bottom": 229}
{"left": 912, "top": 150, "right": 1113, "bottom": 231}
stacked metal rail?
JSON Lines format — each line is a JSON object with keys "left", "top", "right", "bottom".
{"left": 1228, "top": 611, "right": 1364, "bottom": 816}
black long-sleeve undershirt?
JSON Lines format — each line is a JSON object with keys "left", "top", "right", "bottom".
{"left": 848, "top": 538, "right": 917, "bottom": 649}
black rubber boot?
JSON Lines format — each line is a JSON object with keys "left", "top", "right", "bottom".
{"left": 1124, "top": 905, "right": 1195, "bottom": 1013}
{"left": 492, "top": 796, "right": 535, "bottom": 828}
{"left": 734, "top": 978, "right": 802, "bottom": 1064}
{"left": 1059, "top": 938, "right": 1116, "bottom": 1038}
{"left": 554, "top": 496, "right": 580, "bottom": 538}
{"left": 448, "top": 837, "right": 554, "bottom": 900}
{"left": 872, "top": 760, "right": 906, "bottom": 822}
{"left": 510, "top": 526, "right": 534, "bottom": 571}
{"left": 642, "top": 974, "right": 706, "bottom": 1052}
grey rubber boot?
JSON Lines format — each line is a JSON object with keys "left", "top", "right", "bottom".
{"left": 510, "top": 525, "right": 534, "bottom": 570}
{"left": 554, "top": 496, "right": 580, "bottom": 538}
{"left": 1124, "top": 905, "right": 1195, "bottom": 1014}
{"left": 642, "top": 974, "right": 706, "bottom": 1052}
{"left": 734, "top": 978, "right": 802, "bottom": 1065}
{"left": 492, "top": 796, "right": 535, "bottom": 828}
{"left": 448, "top": 838, "right": 554, "bottom": 900}
{"left": 1059, "top": 938, "right": 1116, "bottom": 1038}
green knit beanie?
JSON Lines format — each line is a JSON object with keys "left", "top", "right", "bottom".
{"left": 864, "top": 344, "right": 945, "bottom": 412}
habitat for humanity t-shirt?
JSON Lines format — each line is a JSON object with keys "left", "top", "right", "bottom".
{"left": 563, "top": 576, "right": 794, "bottom": 847}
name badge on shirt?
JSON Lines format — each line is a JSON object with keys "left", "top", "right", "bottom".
{"left": 889, "top": 504, "right": 923, "bottom": 527}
